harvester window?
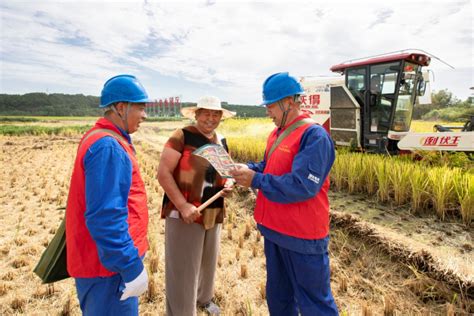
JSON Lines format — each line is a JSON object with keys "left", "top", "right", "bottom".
{"left": 392, "top": 63, "right": 420, "bottom": 132}
{"left": 346, "top": 68, "right": 366, "bottom": 107}
{"left": 368, "top": 62, "right": 400, "bottom": 132}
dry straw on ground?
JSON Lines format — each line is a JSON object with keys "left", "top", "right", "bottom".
{"left": 0, "top": 121, "right": 472, "bottom": 315}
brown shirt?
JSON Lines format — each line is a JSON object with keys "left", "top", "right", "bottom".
{"left": 161, "top": 126, "right": 228, "bottom": 229}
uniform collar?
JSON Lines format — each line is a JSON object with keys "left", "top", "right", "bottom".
{"left": 276, "top": 112, "right": 311, "bottom": 135}
{"left": 95, "top": 117, "right": 132, "bottom": 144}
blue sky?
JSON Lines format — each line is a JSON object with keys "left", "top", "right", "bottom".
{"left": 0, "top": 0, "right": 472, "bottom": 105}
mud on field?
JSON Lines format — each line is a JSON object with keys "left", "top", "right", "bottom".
{"left": 0, "top": 130, "right": 472, "bottom": 315}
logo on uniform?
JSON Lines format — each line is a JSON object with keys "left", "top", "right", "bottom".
{"left": 307, "top": 173, "right": 320, "bottom": 184}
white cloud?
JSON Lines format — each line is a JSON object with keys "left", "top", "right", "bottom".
{"left": 1, "top": 0, "right": 472, "bottom": 104}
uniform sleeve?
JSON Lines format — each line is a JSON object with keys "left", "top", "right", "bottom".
{"left": 247, "top": 159, "right": 266, "bottom": 173}
{"left": 251, "top": 125, "right": 335, "bottom": 204}
{"left": 83, "top": 137, "right": 143, "bottom": 282}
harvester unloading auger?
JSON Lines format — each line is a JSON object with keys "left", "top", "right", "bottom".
{"left": 298, "top": 49, "right": 474, "bottom": 153}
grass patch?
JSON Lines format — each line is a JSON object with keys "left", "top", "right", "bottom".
{"left": 0, "top": 125, "right": 91, "bottom": 136}
{"left": 145, "top": 116, "right": 184, "bottom": 122}
{"left": 0, "top": 117, "right": 40, "bottom": 123}
{"left": 0, "top": 115, "right": 98, "bottom": 122}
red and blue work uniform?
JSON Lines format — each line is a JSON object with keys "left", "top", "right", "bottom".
{"left": 65, "top": 118, "right": 148, "bottom": 316}
{"left": 248, "top": 114, "right": 339, "bottom": 316}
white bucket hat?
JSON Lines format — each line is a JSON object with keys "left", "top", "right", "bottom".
{"left": 181, "top": 96, "right": 236, "bottom": 120}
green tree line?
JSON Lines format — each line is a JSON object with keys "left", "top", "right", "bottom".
{"left": 0, "top": 93, "right": 267, "bottom": 117}
{"left": 2, "top": 90, "right": 470, "bottom": 120}
{"left": 0, "top": 93, "right": 102, "bottom": 116}
{"left": 414, "top": 90, "right": 473, "bottom": 122}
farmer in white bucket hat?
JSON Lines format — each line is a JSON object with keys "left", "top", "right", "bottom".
{"left": 158, "top": 96, "right": 235, "bottom": 315}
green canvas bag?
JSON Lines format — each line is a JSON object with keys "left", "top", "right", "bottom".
{"left": 33, "top": 215, "right": 69, "bottom": 283}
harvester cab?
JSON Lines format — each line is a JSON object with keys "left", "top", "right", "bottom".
{"left": 300, "top": 51, "right": 431, "bottom": 153}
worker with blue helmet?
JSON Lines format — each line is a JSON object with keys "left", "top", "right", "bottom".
{"left": 232, "top": 72, "right": 339, "bottom": 315}
{"left": 100, "top": 74, "right": 151, "bottom": 107}
{"left": 67, "top": 74, "right": 151, "bottom": 315}
{"left": 261, "top": 72, "right": 305, "bottom": 128}
{"left": 261, "top": 72, "right": 305, "bottom": 105}
{"left": 100, "top": 74, "right": 151, "bottom": 133}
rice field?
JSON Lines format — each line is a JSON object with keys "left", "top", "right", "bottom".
{"left": 409, "top": 120, "right": 465, "bottom": 132}
{"left": 0, "top": 117, "right": 472, "bottom": 315}
{"left": 220, "top": 118, "right": 473, "bottom": 225}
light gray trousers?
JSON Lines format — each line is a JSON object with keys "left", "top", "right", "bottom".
{"left": 165, "top": 217, "right": 221, "bottom": 316}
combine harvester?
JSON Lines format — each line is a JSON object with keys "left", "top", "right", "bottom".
{"left": 299, "top": 49, "right": 474, "bottom": 154}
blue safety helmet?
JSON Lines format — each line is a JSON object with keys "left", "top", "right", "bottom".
{"left": 100, "top": 74, "right": 151, "bottom": 108}
{"left": 261, "top": 72, "right": 305, "bottom": 106}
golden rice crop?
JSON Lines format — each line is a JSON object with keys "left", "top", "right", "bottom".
{"left": 227, "top": 137, "right": 266, "bottom": 163}
{"left": 219, "top": 118, "right": 271, "bottom": 163}
{"left": 330, "top": 152, "right": 347, "bottom": 191}
{"left": 375, "top": 158, "right": 391, "bottom": 203}
{"left": 409, "top": 120, "right": 464, "bottom": 132}
{"left": 453, "top": 172, "right": 473, "bottom": 226}
{"left": 361, "top": 155, "right": 379, "bottom": 196}
{"left": 389, "top": 160, "right": 413, "bottom": 206}
{"left": 346, "top": 154, "right": 364, "bottom": 194}
{"left": 427, "top": 166, "right": 456, "bottom": 221}
{"left": 409, "top": 167, "right": 429, "bottom": 214}
{"left": 218, "top": 117, "right": 273, "bottom": 139}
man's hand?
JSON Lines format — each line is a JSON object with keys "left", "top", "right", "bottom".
{"left": 221, "top": 178, "right": 235, "bottom": 198}
{"left": 178, "top": 202, "right": 199, "bottom": 224}
{"left": 120, "top": 268, "right": 148, "bottom": 301}
{"left": 230, "top": 165, "right": 255, "bottom": 188}
{"left": 233, "top": 163, "right": 249, "bottom": 169}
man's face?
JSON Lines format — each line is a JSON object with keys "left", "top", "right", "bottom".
{"left": 266, "top": 97, "right": 289, "bottom": 127}
{"left": 122, "top": 103, "right": 147, "bottom": 134}
{"left": 195, "top": 109, "right": 223, "bottom": 135}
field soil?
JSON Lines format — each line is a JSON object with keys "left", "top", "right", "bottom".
{"left": 0, "top": 121, "right": 472, "bottom": 315}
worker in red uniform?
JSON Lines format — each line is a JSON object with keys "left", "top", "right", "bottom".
{"left": 231, "top": 72, "right": 339, "bottom": 316}
{"left": 66, "top": 74, "right": 150, "bottom": 315}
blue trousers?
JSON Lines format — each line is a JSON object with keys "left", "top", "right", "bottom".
{"left": 75, "top": 274, "right": 138, "bottom": 316}
{"left": 264, "top": 238, "right": 339, "bottom": 316}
